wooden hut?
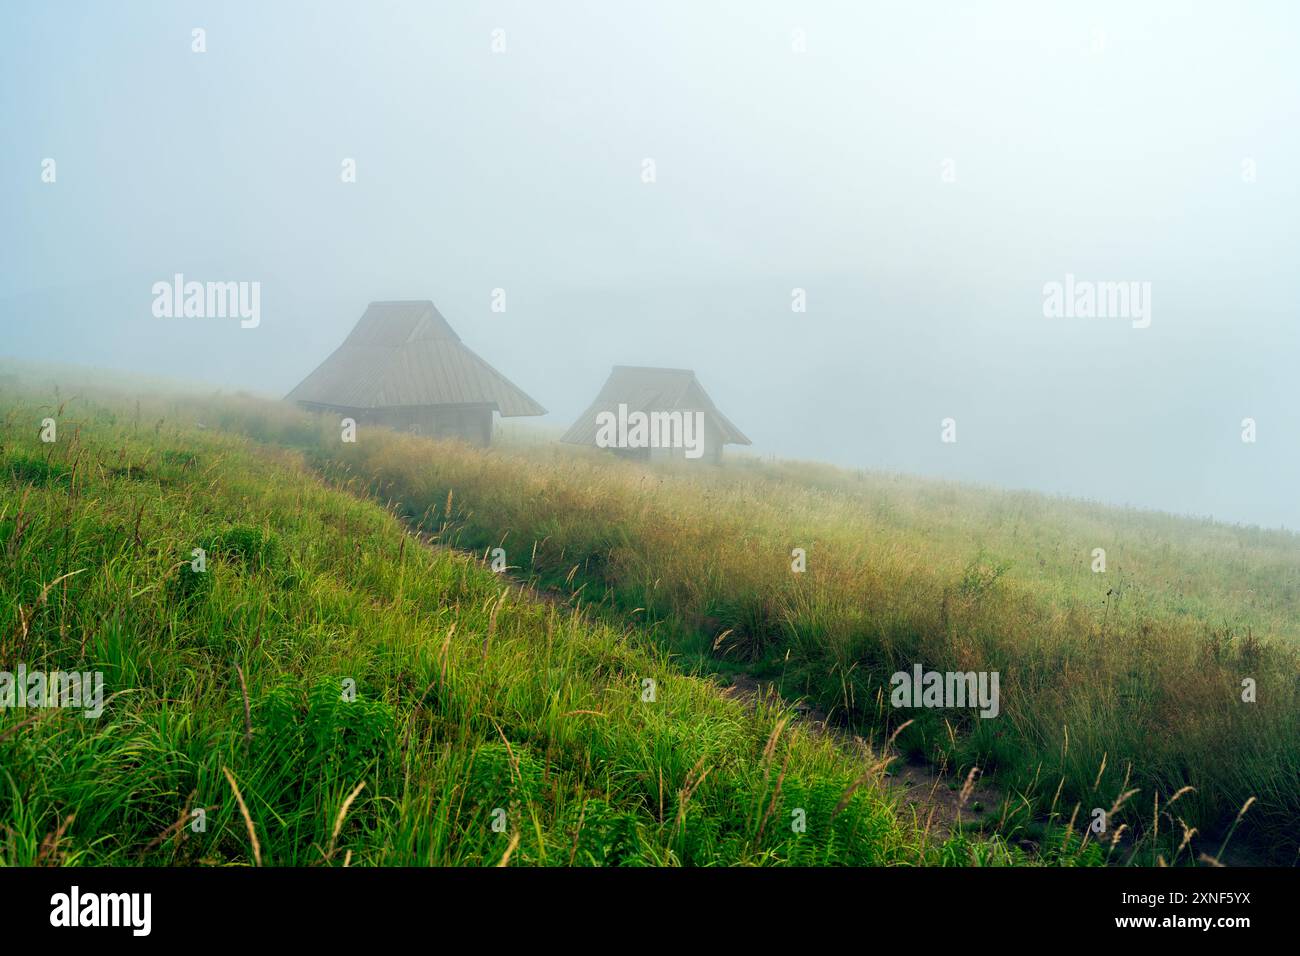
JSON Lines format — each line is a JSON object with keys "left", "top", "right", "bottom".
{"left": 287, "top": 300, "right": 544, "bottom": 445}
{"left": 561, "top": 366, "right": 749, "bottom": 463}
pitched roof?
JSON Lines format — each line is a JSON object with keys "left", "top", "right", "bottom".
{"left": 560, "top": 366, "right": 751, "bottom": 446}
{"left": 286, "top": 301, "right": 545, "bottom": 417}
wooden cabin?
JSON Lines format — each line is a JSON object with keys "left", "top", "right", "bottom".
{"left": 286, "top": 300, "right": 544, "bottom": 445}
{"left": 561, "top": 366, "right": 750, "bottom": 463}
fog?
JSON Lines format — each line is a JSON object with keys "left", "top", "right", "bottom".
{"left": 3, "top": 1, "right": 1297, "bottom": 528}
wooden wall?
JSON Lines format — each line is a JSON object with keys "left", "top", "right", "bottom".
{"left": 304, "top": 403, "right": 495, "bottom": 446}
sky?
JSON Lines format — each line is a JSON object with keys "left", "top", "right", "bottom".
{"left": 2, "top": 0, "right": 1297, "bottom": 528}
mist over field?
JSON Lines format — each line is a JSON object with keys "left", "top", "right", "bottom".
{"left": 2, "top": 0, "right": 1298, "bottom": 527}
{"left": 6, "top": 2, "right": 1300, "bottom": 898}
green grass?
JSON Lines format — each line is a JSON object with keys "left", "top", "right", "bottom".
{"left": 4, "top": 368, "right": 1291, "bottom": 865}
{"left": 1, "top": 381, "right": 1048, "bottom": 867}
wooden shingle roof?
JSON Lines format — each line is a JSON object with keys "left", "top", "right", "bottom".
{"left": 561, "top": 366, "right": 750, "bottom": 446}
{"left": 286, "top": 301, "right": 545, "bottom": 417}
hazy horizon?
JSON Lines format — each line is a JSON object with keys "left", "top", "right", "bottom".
{"left": 3, "top": 0, "right": 1297, "bottom": 529}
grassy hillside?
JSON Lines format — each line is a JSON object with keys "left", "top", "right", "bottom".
{"left": 3, "top": 371, "right": 1291, "bottom": 865}
{"left": 1, "top": 380, "right": 1061, "bottom": 867}
{"left": 194, "top": 394, "right": 1298, "bottom": 863}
